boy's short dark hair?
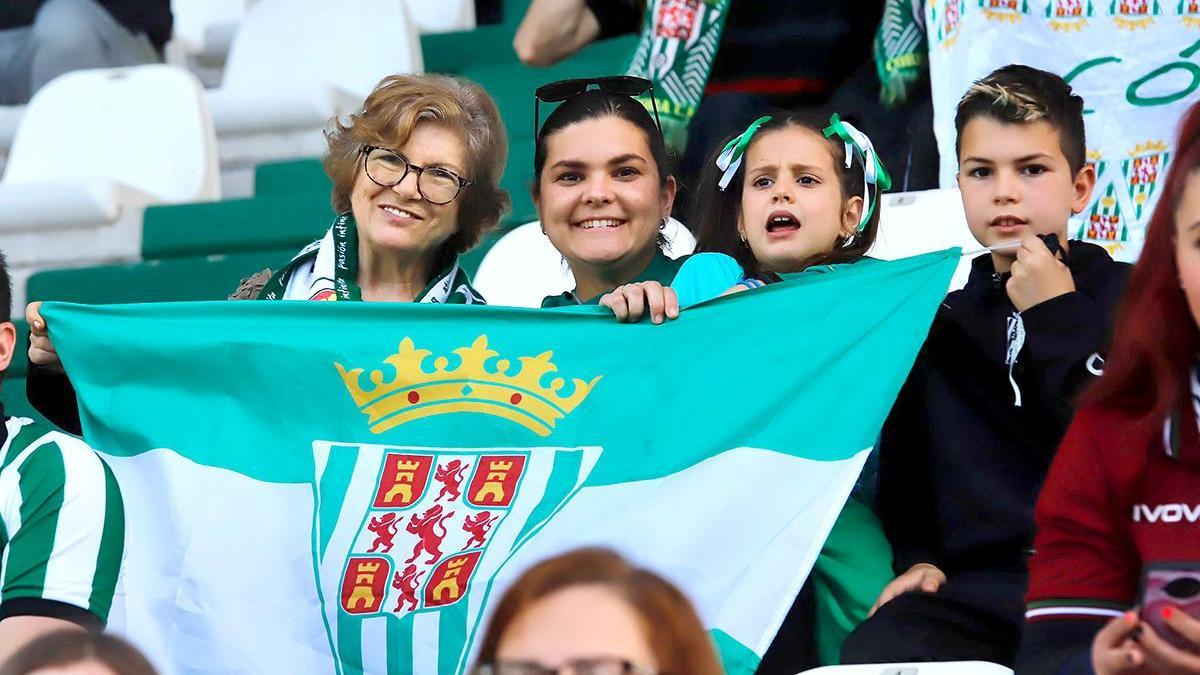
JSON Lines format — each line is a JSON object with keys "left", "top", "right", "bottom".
{"left": 954, "top": 64, "right": 1087, "bottom": 174}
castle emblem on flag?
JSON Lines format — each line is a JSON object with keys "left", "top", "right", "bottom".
{"left": 932, "top": 0, "right": 966, "bottom": 47}
{"left": 1123, "top": 141, "right": 1170, "bottom": 221}
{"left": 1181, "top": 0, "right": 1200, "bottom": 29}
{"left": 1047, "top": 0, "right": 1094, "bottom": 30}
{"left": 336, "top": 335, "right": 601, "bottom": 437}
{"left": 980, "top": 0, "right": 1029, "bottom": 22}
{"left": 1080, "top": 152, "right": 1123, "bottom": 243}
{"left": 337, "top": 450, "right": 530, "bottom": 619}
{"left": 1110, "top": 0, "right": 1161, "bottom": 29}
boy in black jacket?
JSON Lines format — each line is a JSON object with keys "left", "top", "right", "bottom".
{"left": 840, "top": 65, "right": 1131, "bottom": 665}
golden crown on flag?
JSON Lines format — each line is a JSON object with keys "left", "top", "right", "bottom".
{"left": 335, "top": 335, "right": 601, "bottom": 437}
{"left": 1129, "top": 141, "right": 1167, "bottom": 157}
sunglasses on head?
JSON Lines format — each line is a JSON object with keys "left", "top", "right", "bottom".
{"left": 533, "top": 76, "right": 662, "bottom": 140}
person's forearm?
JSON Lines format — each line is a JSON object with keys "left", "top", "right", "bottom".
{"left": 513, "top": 0, "right": 601, "bottom": 67}
{"left": 0, "top": 615, "right": 85, "bottom": 663}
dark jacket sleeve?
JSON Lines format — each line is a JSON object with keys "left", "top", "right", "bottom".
{"left": 1014, "top": 619, "right": 1105, "bottom": 675}
{"left": 583, "top": 0, "right": 643, "bottom": 39}
{"left": 1017, "top": 264, "right": 1131, "bottom": 429}
{"left": 1017, "top": 410, "right": 1138, "bottom": 674}
{"left": 27, "top": 363, "right": 82, "bottom": 436}
{"left": 876, "top": 344, "right": 940, "bottom": 574}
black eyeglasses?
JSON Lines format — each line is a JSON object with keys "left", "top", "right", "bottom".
{"left": 473, "top": 658, "right": 659, "bottom": 675}
{"left": 533, "top": 76, "right": 662, "bottom": 140}
{"left": 361, "top": 145, "right": 473, "bottom": 205}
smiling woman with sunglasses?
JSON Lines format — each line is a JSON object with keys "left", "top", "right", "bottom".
{"left": 533, "top": 77, "right": 684, "bottom": 312}
{"left": 236, "top": 73, "right": 510, "bottom": 303}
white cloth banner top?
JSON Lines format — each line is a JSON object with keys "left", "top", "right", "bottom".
{"left": 926, "top": 0, "right": 1200, "bottom": 260}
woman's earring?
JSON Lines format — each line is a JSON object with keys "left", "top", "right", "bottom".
{"left": 840, "top": 233, "right": 857, "bottom": 248}
{"left": 660, "top": 217, "right": 668, "bottom": 231}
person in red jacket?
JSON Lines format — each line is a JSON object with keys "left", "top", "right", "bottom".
{"left": 1016, "top": 99, "right": 1200, "bottom": 674}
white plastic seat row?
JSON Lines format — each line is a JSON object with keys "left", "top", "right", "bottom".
{"left": 0, "top": 64, "right": 219, "bottom": 307}
{"left": 210, "top": 0, "right": 423, "bottom": 167}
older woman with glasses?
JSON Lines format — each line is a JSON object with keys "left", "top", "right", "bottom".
{"left": 238, "top": 73, "right": 509, "bottom": 302}
{"left": 25, "top": 73, "right": 510, "bottom": 433}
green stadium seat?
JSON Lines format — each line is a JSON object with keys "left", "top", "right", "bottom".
{"left": 27, "top": 248, "right": 300, "bottom": 305}
{"left": 254, "top": 159, "right": 333, "bottom": 197}
{"left": 141, "top": 192, "right": 334, "bottom": 259}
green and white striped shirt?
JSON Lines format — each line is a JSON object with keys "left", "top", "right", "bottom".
{"left": 0, "top": 417, "right": 124, "bottom": 626}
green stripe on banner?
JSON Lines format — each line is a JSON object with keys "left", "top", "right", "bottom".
{"left": 458, "top": 451, "right": 591, "bottom": 672}
{"left": 711, "top": 629, "right": 760, "bottom": 674}
{"left": 514, "top": 450, "right": 582, "bottom": 544}
{"left": 87, "top": 459, "right": 124, "bottom": 620}
{"left": 387, "top": 614, "right": 415, "bottom": 675}
{"left": 318, "top": 446, "right": 360, "bottom": 559}
{"left": 439, "top": 604, "right": 467, "bottom": 674}
{"left": 337, "top": 610, "right": 364, "bottom": 675}
{"left": 10, "top": 444, "right": 66, "bottom": 596}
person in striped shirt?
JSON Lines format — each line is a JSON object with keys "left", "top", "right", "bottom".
{"left": 0, "top": 250, "right": 123, "bottom": 662}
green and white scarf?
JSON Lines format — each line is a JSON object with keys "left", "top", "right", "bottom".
{"left": 874, "top": 0, "right": 927, "bottom": 108}
{"left": 625, "top": 0, "right": 731, "bottom": 153}
{"left": 255, "top": 212, "right": 484, "bottom": 304}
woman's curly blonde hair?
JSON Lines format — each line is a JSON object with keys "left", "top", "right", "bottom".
{"left": 324, "top": 74, "right": 511, "bottom": 258}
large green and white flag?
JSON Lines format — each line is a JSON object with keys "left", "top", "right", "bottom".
{"left": 43, "top": 250, "right": 956, "bottom": 675}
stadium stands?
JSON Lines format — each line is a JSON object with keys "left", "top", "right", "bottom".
{"left": 0, "top": 0, "right": 976, "bottom": 449}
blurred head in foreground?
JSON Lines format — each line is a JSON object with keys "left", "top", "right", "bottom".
{"left": 472, "top": 547, "right": 723, "bottom": 675}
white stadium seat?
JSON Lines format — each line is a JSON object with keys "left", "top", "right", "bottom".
{"left": 0, "top": 105, "right": 24, "bottom": 162}
{"left": 799, "top": 662, "right": 1013, "bottom": 675}
{"left": 0, "top": 64, "right": 219, "bottom": 307}
{"left": 168, "top": 0, "right": 250, "bottom": 64}
{"left": 869, "top": 188, "right": 976, "bottom": 291}
{"left": 405, "top": 0, "right": 476, "bottom": 34}
{"left": 473, "top": 219, "right": 697, "bottom": 308}
{"left": 209, "top": 0, "right": 424, "bottom": 168}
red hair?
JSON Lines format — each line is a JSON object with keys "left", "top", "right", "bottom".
{"left": 1083, "top": 100, "right": 1200, "bottom": 434}
{"left": 474, "top": 548, "right": 723, "bottom": 675}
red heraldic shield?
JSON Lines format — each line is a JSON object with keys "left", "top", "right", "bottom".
{"left": 424, "top": 551, "right": 482, "bottom": 608}
{"left": 341, "top": 556, "right": 391, "bottom": 614}
{"left": 374, "top": 454, "right": 434, "bottom": 509}
{"left": 466, "top": 455, "right": 526, "bottom": 508}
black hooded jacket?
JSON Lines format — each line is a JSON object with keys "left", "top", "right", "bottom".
{"left": 875, "top": 241, "right": 1130, "bottom": 621}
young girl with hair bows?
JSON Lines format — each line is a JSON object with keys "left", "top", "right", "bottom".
{"left": 599, "top": 111, "right": 889, "bottom": 320}
{"left": 599, "top": 111, "right": 896, "bottom": 668}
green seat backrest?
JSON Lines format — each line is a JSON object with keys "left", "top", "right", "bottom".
{"left": 27, "top": 248, "right": 300, "bottom": 305}
{"left": 254, "top": 159, "right": 333, "bottom": 197}
{"left": 141, "top": 193, "right": 333, "bottom": 259}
